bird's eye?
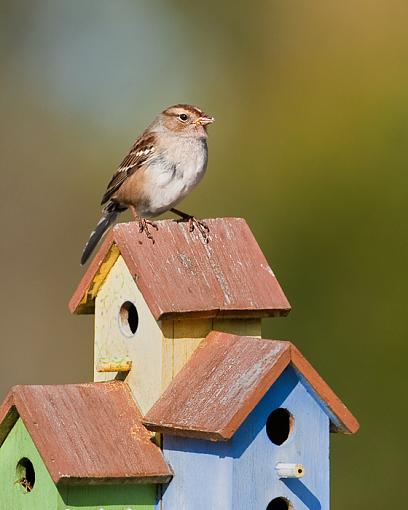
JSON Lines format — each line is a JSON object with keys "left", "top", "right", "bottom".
{"left": 178, "top": 113, "right": 189, "bottom": 122}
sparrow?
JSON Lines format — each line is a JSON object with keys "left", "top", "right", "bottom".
{"left": 80, "top": 104, "right": 214, "bottom": 265}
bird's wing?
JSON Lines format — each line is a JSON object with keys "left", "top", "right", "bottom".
{"left": 101, "top": 132, "right": 156, "bottom": 206}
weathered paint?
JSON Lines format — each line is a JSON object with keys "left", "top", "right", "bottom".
{"left": 162, "top": 367, "right": 330, "bottom": 510}
{"left": 96, "top": 359, "right": 132, "bottom": 372}
{"left": 86, "top": 243, "right": 121, "bottom": 303}
{"left": 0, "top": 383, "right": 172, "bottom": 484}
{"left": 0, "top": 419, "right": 157, "bottom": 510}
{"left": 145, "top": 332, "right": 359, "bottom": 436}
{"left": 95, "top": 255, "right": 164, "bottom": 414}
{"left": 96, "top": 256, "right": 263, "bottom": 412}
{"left": 162, "top": 318, "right": 261, "bottom": 390}
{"left": 161, "top": 318, "right": 212, "bottom": 390}
{"left": 70, "top": 218, "right": 291, "bottom": 319}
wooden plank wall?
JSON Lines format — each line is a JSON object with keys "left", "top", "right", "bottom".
{"left": 161, "top": 318, "right": 261, "bottom": 390}
{"left": 95, "top": 256, "right": 262, "bottom": 413}
{"left": 161, "top": 367, "right": 330, "bottom": 510}
{"left": 95, "top": 256, "right": 164, "bottom": 415}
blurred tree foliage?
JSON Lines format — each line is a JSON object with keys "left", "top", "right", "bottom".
{"left": 0, "top": 1, "right": 407, "bottom": 508}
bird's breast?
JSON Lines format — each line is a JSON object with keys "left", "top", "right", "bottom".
{"left": 140, "top": 137, "right": 208, "bottom": 217}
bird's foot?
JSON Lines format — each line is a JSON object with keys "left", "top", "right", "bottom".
{"left": 138, "top": 218, "right": 158, "bottom": 243}
{"left": 176, "top": 215, "right": 209, "bottom": 243}
{"left": 171, "top": 208, "right": 210, "bottom": 243}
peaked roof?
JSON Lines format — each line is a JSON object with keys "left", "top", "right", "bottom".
{"left": 144, "top": 331, "right": 359, "bottom": 440}
{"left": 0, "top": 382, "right": 172, "bottom": 485}
{"left": 69, "top": 218, "right": 291, "bottom": 319}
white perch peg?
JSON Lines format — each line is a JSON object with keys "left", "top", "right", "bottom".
{"left": 275, "top": 462, "right": 305, "bottom": 478}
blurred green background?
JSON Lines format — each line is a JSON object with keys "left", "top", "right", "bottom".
{"left": 0, "top": 1, "right": 406, "bottom": 508}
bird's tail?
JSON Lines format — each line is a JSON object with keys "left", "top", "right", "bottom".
{"left": 80, "top": 208, "right": 119, "bottom": 266}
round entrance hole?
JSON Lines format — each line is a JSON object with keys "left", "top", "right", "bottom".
{"left": 266, "top": 497, "right": 292, "bottom": 510}
{"left": 16, "top": 458, "right": 35, "bottom": 493}
{"left": 266, "top": 408, "right": 293, "bottom": 445}
{"left": 119, "top": 301, "right": 139, "bottom": 337}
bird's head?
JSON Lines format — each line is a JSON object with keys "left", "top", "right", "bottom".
{"left": 152, "top": 104, "right": 214, "bottom": 137}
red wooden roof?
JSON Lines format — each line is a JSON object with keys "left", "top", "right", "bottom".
{"left": 0, "top": 382, "right": 172, "bottom": 484}
{"left": 69, "top": 218, "right": 291, "bottom": 319}
{"left": 144, "top": 331, "right": 359, "bottom": 440}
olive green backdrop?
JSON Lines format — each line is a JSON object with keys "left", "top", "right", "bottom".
{"left": 0, "top": 1, "right": 406, "bottom": 508}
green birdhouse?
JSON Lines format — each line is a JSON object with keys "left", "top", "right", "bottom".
{"left": 0, "top": 382, "right": 171, "bottom": 510}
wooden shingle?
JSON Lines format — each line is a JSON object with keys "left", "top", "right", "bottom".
{"left": 69, "top": 218, "right": 291, "bottom": 319}
{"left": 144, "top": 331, "right": 359, "bottom": 439}
{"left": 0, "top": 382, "right": 172, "bottom": 484}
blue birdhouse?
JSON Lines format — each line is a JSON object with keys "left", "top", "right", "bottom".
{"left": 144, "top": 331, "right": 359, "bottom": 510}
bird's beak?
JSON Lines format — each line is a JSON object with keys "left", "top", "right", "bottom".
{"left": 196, "top": 114, "right": 215, "bottom": 126}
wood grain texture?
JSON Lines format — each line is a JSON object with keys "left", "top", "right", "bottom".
{"left": 212, "top": 317, "right": 261, "bottom": 336}
{"left": 94, "top": 256, "right": 164, "bottom": 414}
{"left": 69, "top": 218, "right": 291, "bottom": 319}
{"left": 144, "top": 331, "right": 359, "bottom": 438}
{"left": 161, "top": 368, "right": 330, "bottom": 510}
{"left": 94, "top": 257, "right": 262, "bottom": 413}
{"left": 0, "top": 382, "right": 172, "bottom": 484}
{"left": 145, "top": 332, "right": 291, "bottom": 440}
{"left": 165, "top": 319, "right": 212, "bottom": 387}
{"left": 69, "top": 231, "right": 119, "bottom": 314}
{"left": 160, "top": 320, "right": 174, "bottom": 392}
{"left": 161, "top": 318, "right": 261, "bottom": 394}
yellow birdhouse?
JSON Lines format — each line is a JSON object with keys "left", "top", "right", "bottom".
{"left": 69, "top": 218, "right": 291, "bottom": 413}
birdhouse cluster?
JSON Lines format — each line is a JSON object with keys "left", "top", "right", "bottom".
{"left": 0, "top": 217, "right": 359, "bottom": 510}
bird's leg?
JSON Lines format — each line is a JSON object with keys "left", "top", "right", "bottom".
{"left": 129, "top": 205, "right": 139, "bottom": 221}
{"left": 129, "top": 206, "right": 158, "bottom": 243}
{"left": 139, "top": 218, "right": 158, "bottom": 243}
{"left": 171, "top": 208, "right": 209, "bottom": 243}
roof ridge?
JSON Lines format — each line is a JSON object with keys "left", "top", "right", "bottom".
{"left": 69, "top": 217, "right": 291, "bottom": 318}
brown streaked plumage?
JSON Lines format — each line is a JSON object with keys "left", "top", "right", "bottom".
{"left": 110, "top": 158, "right": 149, "bottom": 208}
{"left": 101, "top": 132, "right": 156, "bottom": 206}
{"left": 80, "top": 104, "right": 214, "bottom": 266}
